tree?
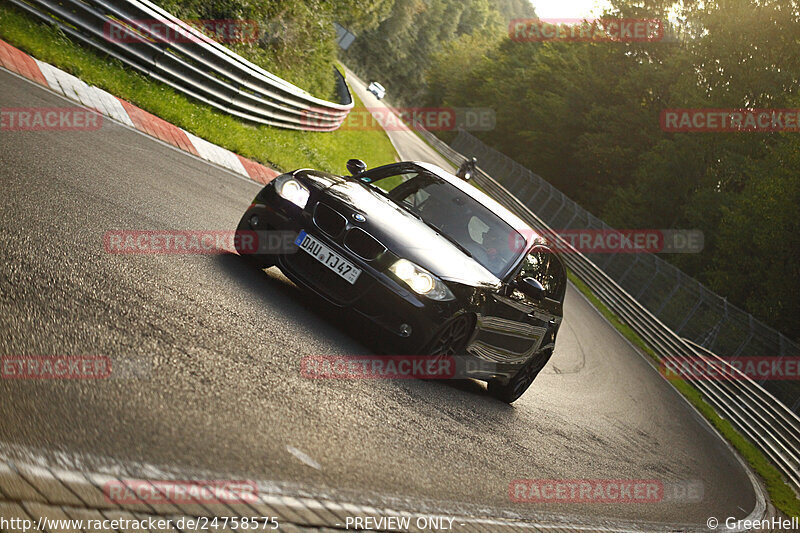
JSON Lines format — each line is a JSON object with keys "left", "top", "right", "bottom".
{"left": 412, "top": 0, "right": 800, "bottom": 341}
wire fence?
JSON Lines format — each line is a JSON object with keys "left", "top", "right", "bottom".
{"left": 413, "top": 125, "right": 800, "bottom": 490}
{"left": 448, "top": 129, "right": 800, "bottom": 414}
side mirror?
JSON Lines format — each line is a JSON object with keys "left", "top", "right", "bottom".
{"left": 346, "top": 159, "right": 367, "bottom": 176}
{"left": 516, "top": 277, "right": 546, "bottom": 301}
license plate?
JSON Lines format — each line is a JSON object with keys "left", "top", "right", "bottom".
{"left": 294, "top": 231, "right": 361, "bottom": 284}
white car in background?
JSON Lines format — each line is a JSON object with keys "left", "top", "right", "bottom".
{"left": 367, "top": 81, "right": 386, "bottom": 99}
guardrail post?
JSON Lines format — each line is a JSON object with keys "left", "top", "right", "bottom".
{"left": 549, "top": 194, "right": 568, "bottom": 222}
{"left": 508, "top": 163, "right": 526, "bottom": 190}
{"left": 562, "top": 204, "right": 581, "bottom": 229}
{"left": 733, "top": 315, "right": 756, "bottom": 357}
{"left": 525, "top": 177, "right": 545, "bottom": 206}
{"left": 675, "top": 292, "right": 705, "bottom": 335}
{"left": 537, "top": 186, "right": 557, "bottom": 215}
{"left": 653, "top": 279, "right": 682, "bottom": 318}
{"left": 616, "top": 254, "right": 641, "bottom": 285}
{"left": 635, "top": 260, "right": 658, "bottom": 299}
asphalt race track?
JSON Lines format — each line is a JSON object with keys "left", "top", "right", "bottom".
{"left": 342, "top": 66, "right": 456, "bottom": 171}
{"left": 0, "top": 67, "right": 760, "bottom": 529}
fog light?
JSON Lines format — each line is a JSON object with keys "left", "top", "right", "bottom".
{"left": 249, "top": 214, "right": 259, "bottom": 227}
{"left": 399, "top": 324, "right": 412, "bottom": 337}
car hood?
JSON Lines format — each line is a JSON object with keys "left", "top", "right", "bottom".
{"left": 322, "top": 179, "right": 501, "bottom": 288}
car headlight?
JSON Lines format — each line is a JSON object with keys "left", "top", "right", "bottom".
{"left": 274, "top": 174, "right": 310, "bottom": 208}
{"left": 389, "top": 259, "right": 455, "bottom": 301}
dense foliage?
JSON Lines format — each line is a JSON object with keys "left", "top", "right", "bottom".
{"left": 420, "top": 0, "right": 800, "bottom": 340}
{"left": 154, "top": 0, "right": 393, "bottom": 99}
{"left": 344, "top": 0, "right": 535, "bottom": 104}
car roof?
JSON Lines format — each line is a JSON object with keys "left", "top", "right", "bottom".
{"left": 405, "top": 161, "right": 540, "bottom": 244}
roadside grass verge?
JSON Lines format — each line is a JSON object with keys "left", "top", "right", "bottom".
{"left": 0, "top": 3, "right": 397, "bottom": 174}
{"left": 567, "top": 271, "right": 800, "bottom": 518}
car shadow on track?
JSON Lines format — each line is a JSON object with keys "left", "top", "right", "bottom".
{"left": 216, "top": 252, "right": 512, "bottom": 407}
{"left": 215, "top": 252, "right": 368, "bottom": 344}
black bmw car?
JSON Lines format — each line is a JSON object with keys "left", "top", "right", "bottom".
{"left": 235, "top": 160, "right": 567, "bottom": 402}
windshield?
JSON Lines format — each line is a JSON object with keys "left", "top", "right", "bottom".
{"left": 372, "top": 171, "right": 524, "bottom": 278}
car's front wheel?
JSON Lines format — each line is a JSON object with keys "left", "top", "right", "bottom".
{"left": 422, "top": 314, "right": 474, "bottom": 381}
{"left": 488, "top": 348, "right": 553, "bottom": 403}
{"left": 427, "top": 314, "right": 474, "bottom": 357}
{"left": 235, "top": 210, "right": 275, "bottom": 268}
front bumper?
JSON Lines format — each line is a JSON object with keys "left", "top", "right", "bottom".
{"left": 241, "top": 196, "right": 460, "bottom": 354}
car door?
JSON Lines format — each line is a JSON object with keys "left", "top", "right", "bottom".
{"left": 518, "top": 245, "right": 566, "bottom": 352}
{"left": 468, "top": 245, "right": 565, "bottom": 366}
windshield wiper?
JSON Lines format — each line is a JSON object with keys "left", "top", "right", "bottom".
{"left": 421, "top": 220, "right": 473, "bottom": 258}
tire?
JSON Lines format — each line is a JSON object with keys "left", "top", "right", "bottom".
{"left": 488, "top": 348, "right": 553, "bottom": 403}
{"left": 426, "top": 314, "right": 474, "bottom": 357}
{"left": 423, "top": 314, "right": 474, "bottom": 380}
{"left": 235, "top": 211, "right": 275, "bottom": 268}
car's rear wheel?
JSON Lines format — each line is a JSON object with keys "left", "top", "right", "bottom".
{"left": 488, "top": 348, "right": 552, "bottom": 403}
{"left": 235, "top": 211, "right": 275, "bottom": 268}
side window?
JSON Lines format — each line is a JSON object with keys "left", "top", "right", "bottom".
{"left": 517, "top": 246, "right": 566, "bottom": 301}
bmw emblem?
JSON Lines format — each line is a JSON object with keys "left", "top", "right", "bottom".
{"left": 352, "top": 213, "right": 366, "bottom": 223}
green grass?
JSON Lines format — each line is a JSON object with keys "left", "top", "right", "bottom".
{"left": 567, "top": 271, "right": 800, "bottom": 519}
{"left": 0, "top": 4, "right": 397, "bottom": 174}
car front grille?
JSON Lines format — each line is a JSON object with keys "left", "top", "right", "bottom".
{"left": 312, "top": 202, "right": 386, "bottom": 262}
{"left": 344, "top": 227, "right": 386, "bottom": 261}
{"left": 313, "top": 202, "right": 347, "bottom": 237}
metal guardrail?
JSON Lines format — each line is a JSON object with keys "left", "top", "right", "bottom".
{"left": 451, "top": 130, "right": 800, "bottom": 417}
{"left": 415, "top": 126, "right": 800, "bottom": 494}
{"left": 450, "top": 132, "right": 800, "bottom": 391}
{"left": 8, "top": 0, "right": 353, "bottom": 131}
